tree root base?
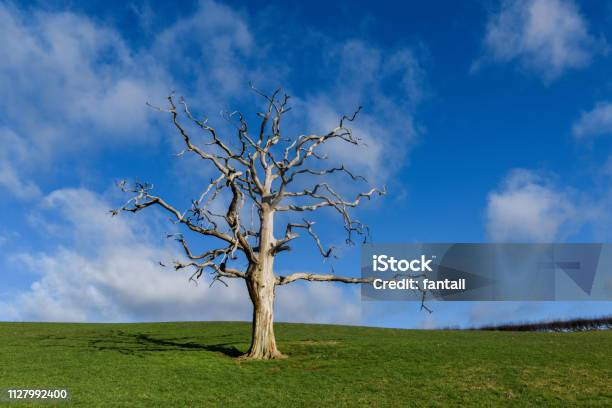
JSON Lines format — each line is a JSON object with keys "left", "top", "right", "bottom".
{"left": 239, "top": 350, "right": 287, "bottom": 360}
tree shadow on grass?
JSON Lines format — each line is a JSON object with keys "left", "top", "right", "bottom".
{"left": 89, "top": 332, "right": 243, "bottom": 358}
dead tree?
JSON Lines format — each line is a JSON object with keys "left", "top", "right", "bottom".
{"left": 113, "top": 86, "right": 384, "bottom": 359}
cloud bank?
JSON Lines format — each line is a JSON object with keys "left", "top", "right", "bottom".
{"left": 0, "top": 188, "right": 361, "bottom": 324}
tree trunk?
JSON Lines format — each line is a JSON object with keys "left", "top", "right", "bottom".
{"left": 244, "top": 207, "right": 284, "bottom": 359}
{"left": 245, "top": 274, "right": 283, "bottom": 359}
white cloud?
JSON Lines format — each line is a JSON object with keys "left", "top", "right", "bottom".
{"left": 486, "top": 159, "right": 612, "bottom": 243}
{"left": 475, "top": 0, "right": 601, "bottom": 81}
{"left": 0, "top": 188, "right": 361, "bottom": 324}
{"left": 572, "top": 101, "right": 612, "bottom": 138}
{"left": 0, "top": 163, "right": 41, "bottom": 200}
{"left": 0, "top": 3, "right": 170, "bottom": 200}
{"left": 0, "top": 4, "right": 166, "bottom": 138}
{"left": 0, "top": 128, "right": 42, "bottom": 199}
{"left": 152, "top": 0, "right": 260, "bottom": 101}
{"left": 486, "top": 169, "right": 577, "bottom": 241}
{"left": 297, "top": 41, "right": 426, "bottom": 181}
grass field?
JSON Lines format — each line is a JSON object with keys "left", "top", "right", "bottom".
{"left": 0, "top": 322, "right": 610, "bottom": 407}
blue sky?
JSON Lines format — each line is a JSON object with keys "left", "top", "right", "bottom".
{"left": 0, "top": 0, "right": 611, "bottom": 327}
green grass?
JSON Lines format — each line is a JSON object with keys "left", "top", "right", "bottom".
{"left": 0, "top": 322, "right": 610, "bottom": 407}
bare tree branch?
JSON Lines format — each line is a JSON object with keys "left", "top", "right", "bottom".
{"left": 277, "top": 273, "right": 373, "bottom": 285}
{"left": 273, "top": 219, "right": 335, "bottom": 258}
